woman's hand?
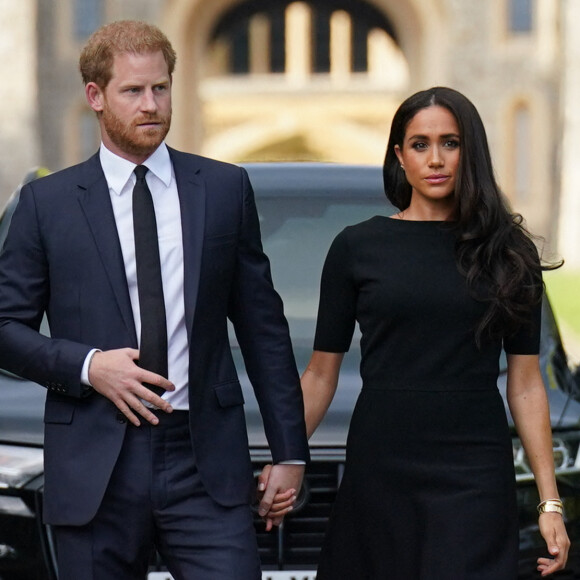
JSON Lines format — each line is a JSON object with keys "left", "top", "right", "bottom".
{"left": 537, "top": 512, "right": 570, "bottom": 576}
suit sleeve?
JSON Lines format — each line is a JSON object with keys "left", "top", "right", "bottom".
{"left": 0, "top": 183, "right": 92, "bottom": 397}
{"left": 227, "top": 168, "right": 310, "bottom": 464}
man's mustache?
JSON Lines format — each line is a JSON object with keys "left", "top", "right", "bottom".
{"left": 133, "top": 114, "right": 170, "bottom": 126}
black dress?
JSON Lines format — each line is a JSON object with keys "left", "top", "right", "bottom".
{"left": 313, "top": 217, "right": 541, "bottom": 580}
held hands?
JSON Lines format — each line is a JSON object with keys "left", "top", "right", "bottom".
{"left": 88, "top": 348, "right": 174, "bottom": 426}
{"left": 537, "top": 512, "right": 570, "bottom": 576}
{"left": 257, "top": 463, "right": 305, "bottom": 531}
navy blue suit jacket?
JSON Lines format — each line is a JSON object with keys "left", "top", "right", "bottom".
{"left": 0, "top": 148, "right": 309, "bottom": 526}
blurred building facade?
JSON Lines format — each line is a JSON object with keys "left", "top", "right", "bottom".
{"left": 0, "top": 0, "right": 579, "bottom": 265}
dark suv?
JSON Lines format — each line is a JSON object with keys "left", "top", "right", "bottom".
{"left": 1, "top": 164, "right": 580, "bottom": 580}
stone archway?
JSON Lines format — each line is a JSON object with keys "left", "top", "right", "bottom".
{"left": 373, "top": 0, "right": 448, "bottom": 89}
{"left": 161, "top": 0, "right": 447, "bottom": 161}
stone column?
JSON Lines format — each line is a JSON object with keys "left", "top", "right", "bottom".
{"left": 250, "top": 13, "right": 270, "bottom": 75}
{"left": 286, "top": 2, "right": 311, "bottom": 85}
{"left": 0, "top": 0, "right": 39, "bottom": 206}
{"left": 330, "top": 10, "right": 351, "bottom": 85}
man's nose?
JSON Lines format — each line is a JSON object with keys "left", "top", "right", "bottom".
{"left": 141, "top": 89, "right": 158, "bottom": 113}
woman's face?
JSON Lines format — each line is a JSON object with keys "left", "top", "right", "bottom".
{"left": 395, "top": 105, "right": 460, "bottom": 214}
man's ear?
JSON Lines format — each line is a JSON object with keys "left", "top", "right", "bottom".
{"left": 85, "top": 82, "right": 104, "bottom": 113}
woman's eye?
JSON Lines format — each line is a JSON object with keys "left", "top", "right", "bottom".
{"left": 444, "top": 139, "right": 460, "bottom": 148}
{"left": 411, "top": 142, "right": 427, "bottom": 150}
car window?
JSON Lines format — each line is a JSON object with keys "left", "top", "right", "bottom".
{"left": 228, "top": 194, "right": 390, "bottom": 375}
{"left": 258, "top": 198, "right": 390, "bottom": 347}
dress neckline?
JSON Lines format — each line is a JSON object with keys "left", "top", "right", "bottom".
{"left": 379, "top": 215, "right": 456, "bottom": 234}
{"left": 387, "top": 215, "right": 451, "bottom": 224}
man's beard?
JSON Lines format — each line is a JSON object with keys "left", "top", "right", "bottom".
{"left": 101, "top": 104, "right": 171, "bottom": 159}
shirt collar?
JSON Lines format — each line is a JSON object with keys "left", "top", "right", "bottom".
{"left": 99, "top": 142, "right": 173, "bottom": 195}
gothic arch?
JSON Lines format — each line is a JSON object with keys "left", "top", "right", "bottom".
{"left": 498, "top": 91, "right": 553, "bottom": 236}
{"left": 161, "top": 0, "right": 447, "bottom": 157}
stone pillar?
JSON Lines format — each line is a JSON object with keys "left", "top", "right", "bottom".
{"left": 249, "top": 13, "right": 270, "bottom": 75}
{"left": 0, "top": 0, "right": 39, "bottom": 206}
{"left": 286, "top": 2, "right": 311, "bottom": 85}
{"left": 330, "top": 10, "right": 351, "bottom": 85}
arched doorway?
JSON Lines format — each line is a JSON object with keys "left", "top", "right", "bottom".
{"left": 163, "top": 0, "right": 446, "bottom": 162}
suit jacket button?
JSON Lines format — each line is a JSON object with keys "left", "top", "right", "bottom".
{"left": 116, "top": 412, "right": 127, "bottom": 424}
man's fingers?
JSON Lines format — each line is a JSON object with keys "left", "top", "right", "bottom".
{"left": 89, "top": 348, "right": 176, "bottom": 425}
{"left": 131, "top": 399, "right": 162, "bottom": 425}
{"left": 115, "top": 402, "right": 142, "bottom": 427}
{"left": 139, "top": 367, "right": 175, "bottom": 392}
{"left": 258, "top": 464, "right": 305, "bottom": 518}
{"left": 135, "top": 386, "right": 173, "bottom": 414}
{"left": 265, "top": 515, "right": 284, "bottom": 531}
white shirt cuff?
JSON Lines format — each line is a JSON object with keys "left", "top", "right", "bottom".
{"left": 81, "top": 349, "right": 100, "bottom": 386}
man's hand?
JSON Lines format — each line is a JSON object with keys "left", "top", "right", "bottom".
{"left": 88, "top": 348, "right": 174, "bottom": 426}
{"left": 257, "top": 463, "right": 304, "bottom": 531}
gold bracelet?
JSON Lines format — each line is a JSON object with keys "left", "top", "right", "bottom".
{"left": 537, "top": 499, "right": 563, "bottom": 516}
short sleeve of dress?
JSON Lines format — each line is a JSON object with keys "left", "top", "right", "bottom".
{"left": 503, "top": 265, "right": 543, "bottom": 355}
{"left": 313, "top": 229, "right": 357, "bottom": 353}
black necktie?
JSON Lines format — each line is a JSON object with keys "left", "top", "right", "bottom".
{"left": 133, "top": 165, "right": 168, "bottom": 394}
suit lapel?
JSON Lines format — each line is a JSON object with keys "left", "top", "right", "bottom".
{"left": 77, "top": 154, "right": 138, "bottom": 344}
{"left": 169, "top": 148, "right": 205, "bottom": 339}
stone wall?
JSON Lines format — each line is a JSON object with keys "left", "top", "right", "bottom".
{"left": 0, "top": 0, "right": 39, "bottom": 206}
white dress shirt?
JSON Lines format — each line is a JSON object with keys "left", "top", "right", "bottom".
{"left": 82, "top": 143, "right": 189, "bottom": 409}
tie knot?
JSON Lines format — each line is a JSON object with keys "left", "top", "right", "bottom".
{"left": 134, "top": 165, "right": 149, "bottom": 182}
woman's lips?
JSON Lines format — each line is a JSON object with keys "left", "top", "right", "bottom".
{"left": 425, "top": 174, "right": 450, "bottom": 184}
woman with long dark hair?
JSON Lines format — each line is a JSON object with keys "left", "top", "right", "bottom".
{"left": 264, "top": 87, "right": 569, "bottom": 578}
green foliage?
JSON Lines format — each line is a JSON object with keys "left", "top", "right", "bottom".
{"left": 545, "top": 269, "right": 580, "bottom": 338}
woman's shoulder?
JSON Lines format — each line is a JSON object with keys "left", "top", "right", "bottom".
{"left": 339, "top": 215, "right": 453, "bottom": 238}
{"left": 326, "top": 216, "right": 388, "bottom": 257}
{"left": 339, "top": 215, "right": 393, "bottom": 237}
